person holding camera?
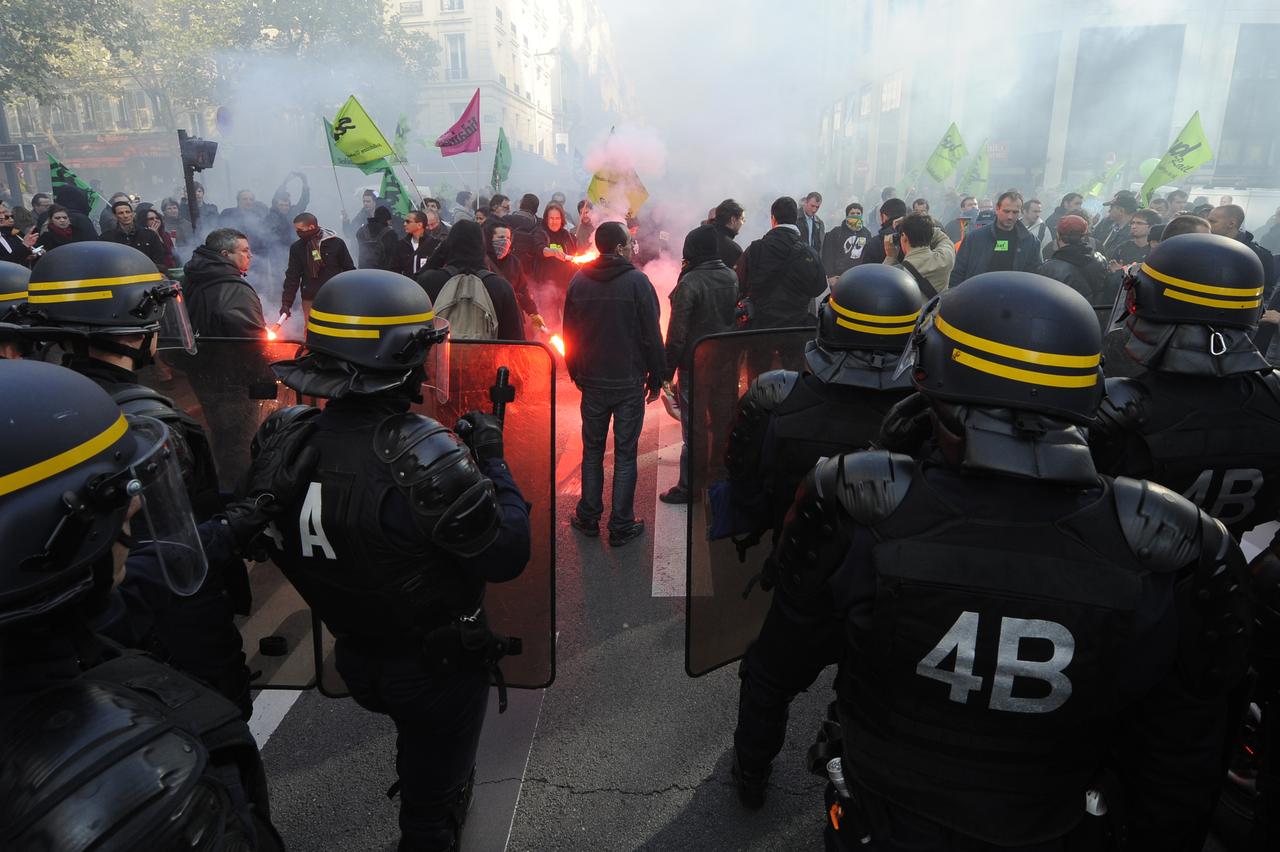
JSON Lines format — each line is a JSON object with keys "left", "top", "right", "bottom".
{"left": 857, "top": 197, "right": 908, "bottom": 268}
{"left": 881, "top": 210, "right": 956, "bottom": 297}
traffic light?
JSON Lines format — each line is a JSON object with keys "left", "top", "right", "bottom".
{"left": 178, "top": 129, "right": 217, "bottom": 172}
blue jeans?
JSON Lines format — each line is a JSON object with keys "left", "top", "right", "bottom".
{"left": 576, "top": 385, "right": 646, "bottom": 532}
{"left": 334, "top": 641, "right": 490, "bottom": 851}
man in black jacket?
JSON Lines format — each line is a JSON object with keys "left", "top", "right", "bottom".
{"left": 279, "top": 212, "right": 355, "bottom": 324}
{"left": 858, "top": 197, "right": 908, "bottom": 268}
{"left": 661, "top": 224, "right": 739, "bottom": 503}
{"left": 183, "top": 228, "right": 265, "bottom": 338}
{"left": 508, "top": 193, "right": 549, "bottom": 282}
{"left": 735, "top": 196, "right": 827, "bottom": 330}
{"left": 416, "top": 219, "right": 525, "bottom": 341}
{"left": 712, "top": 198, "right": 745, "bottom": 268}
{"left": 821, "top": 202, "right": 872, "bottom": 283}
{"left": 1036, "top": 214, "right": 1113, "bottom": 305}
{"left": 356, "top": 206, "right": 402, "bottom": 271}
{"left": 1209, "top": 203, "right": 1277, "bottom": 298}
{"left": 798, "top": 191, "right": 824, "bottom": 252}
{"left": 102, "top": 200, "right": 167, "bottom": 270}
{"left": 564, "top": 222, "right": 665, "bottom": 547}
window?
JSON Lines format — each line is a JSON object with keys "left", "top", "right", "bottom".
{"left": 860, "top": 89, "right": 872, "bottom": 117}
{"left": 881, "top": 75, "right": 902, "bottom": 112}
{"left": 399, "top": 1, "right": 423, "bottom": 14}
{"left": 495, "top": 6, "right": 503, "bottom": 20}
{"left": 445, "top": 33, "right": 467, "bottom": 80}
{"left": 441, "top": 0, "right": 465, "bottom": 10}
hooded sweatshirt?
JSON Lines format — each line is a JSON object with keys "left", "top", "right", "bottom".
{"left": 734, "top": 224, "right": 827, "bottom": 328}
{"left": 281, "top": 227, "right": 355, "bottom": 315}
{"left": 563, "top": 252, "right": 665, "bottom": 392}
{"left": 665, "top": 225, "right": 739, "bottom": 377}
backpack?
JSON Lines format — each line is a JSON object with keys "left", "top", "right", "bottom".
{"left": 435, "top": 266, "right": 499, "bottom": 340}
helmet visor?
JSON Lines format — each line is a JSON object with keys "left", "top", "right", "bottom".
{"left": 1105, "top": 271, "right": 1139, "bottom": 332}
{"left": 892, "top": 294, "right": 941, "bottom": 380}
{"left": 118, "top": 417, "right": 208, "bottom": 595}
{"left": 156, "top": 288, "right": 197, "bottom": 354}
{"left": 422, "top": 316, "right": 450, "bottom": 404}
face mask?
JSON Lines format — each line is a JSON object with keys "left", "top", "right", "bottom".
{"left": 846, "top": 215, "right": 863, "bottom": 230}
{"left": 297, "top": 228, "right": 318, "bottom": 241}
{"left": 492, "top": 237, "right": 510, "bottom": 255}
{"left": 960, "top": 208, "right": 977, "bottom": 219}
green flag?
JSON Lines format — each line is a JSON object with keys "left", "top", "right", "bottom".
{"left": 379, "top": 168, "right": 412, "bottom": 217}
{"left": 332, "top": 96, "right": 397, "bottom": 172}
{"left": 955, "top": 141, "right": 990, "bottom": 198}
{"left": 923, "top": 123, "right": 968, "bottom": 183}
{"left": 491, "top": 128, "right": 512, "bottom": 192}
{"left": 325, "top": 117, "right": 392, "bottom": 174}
{"left": 1139, "top": 111, "right": 1213, "bottom": 204}
{"left": 47, "top": 154, "right": 99, "bottom": 209}
{"left": 394, "top": 114, "right": 411, "bottom": 162}
{"left": 1079, "top": 160, "right": 1126, "bottom": 199}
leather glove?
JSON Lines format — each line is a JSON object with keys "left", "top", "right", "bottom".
{"left": 877, "top": 391, "right": 933, "bottom": 454}
{"left": 456, "top": 411, "right": 504, "bottom": 463}
{"left": 224, "top": 413, "right": 319, "bottom": 555}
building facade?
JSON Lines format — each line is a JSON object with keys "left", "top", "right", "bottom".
{"left": 817, "top": 1, "right": 1280, "bottom": 206}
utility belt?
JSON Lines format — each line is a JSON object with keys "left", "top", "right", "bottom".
{"left": 807, "top": 703, "right": 1126, "bottom": 851}
{"left": 421, "top": 607, "right": 522, "bottom": 713}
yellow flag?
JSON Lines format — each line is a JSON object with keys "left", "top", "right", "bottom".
{"left": 1139, "top": 112, "right": 1213, "bottom": 204}
{"left": 924, "top": 123, "right": 968, "bottom": 183}
{"left": 587, "top": 169, "right": 649, "bottom": 218}
{"left": 330, "top": 96, "right": 396, "bottom": 167}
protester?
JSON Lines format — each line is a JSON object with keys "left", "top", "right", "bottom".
{"left": 0, "top": 203, "right": 36, "bottom": 265}
{"left": 539, "top": 201, "right": 578, "bottom": 294}
{"left": 98, "top": 192, "right": 131, "bottom": 234}
{"left": 279, "top": 212, "right": 355, "bottom": 323}
{"left": 449, "top": 190, "right": 476, "bottom": 222}
{"left": 508, "top": 193, "right": 549, "bottom": 279}
{"left": 550, "top": 191, "right": 574, "bottom": 228}
{"left": 33, "top": 205, "right": 79, "bottom": 253}
{"left": 1020, "top": 198, "right": 1055, "bottom": 260}
{"left": 735, "top": 196, "right": 827, "bottom": 330}
{"left": 397, "top": 210, "right": 438, "bottom": 277}
{"left": 950, "top": 191, "right": 1041, "bottom": 285}
{"left": 1095, "top": 193, "right": 1136, "bottom": 256}
{"left": 417, "top": 219, "right": 524, "bottom": 340}
{"left": 218, "top": 189, "right": 268, "bottom": 250}
{"left": 101, "top": 199, "right": 167, "bottom": 270}
{"left": 357, "top": 206, "right": 402, "bottom": 271}
{"left": 51, "top": 186, "right": 100, "bottom": 240}
{"left": 943, "top": 195, "right": 979, "bottom": 244}
{"left": 343, "top": 190, "right": 379, "bottom": 244}
{"left": 490, "top": 194, "right": 512, "bottom": 217}
{"left": 661, "top": 224, "right": 739, "bottom": 503}
{"left": 564, "top": 222, "right": 664, "bottom": 547}
{"left": 869, "top": 186, "right": 896, "bottom": 228}
{"left": 882, "top": 210, "right": 956, "bottom": 296}
{"left": 1108, "top": 207, "right": 1160, "bottom": 268}
{"left": 1208, "top": 203, "right": 1277, "bottom": 295}
{"left": 1044, "top": 192, "right": 1084, "bottom": 236}
{"left": 575, "top": 199, "right": 596, "bottom": 250}
{"left": 141, "top": 206, "right": 177, "bottom": 268}
{"left": 1037, "top": 214, "right": 1111, "bottom": 304}
{"left": 183, "top": 227, "right": 266, "bottom": 338}
{"left": 1163, "top": 213, "right": 1211, "bottom": 239}
{"left": 29, "top": 192, "right": 52, "bottom": 222}
{"left": 711, "top": 198, "right": 745, "bottom": 268}
{"left": 860, "top": 197, "right": 908, "bottom": 267}
{"left": 160, "top": 197, "right": 195, "bottom": 256}
{"left": 484, "top": 217, "right": 543, "bottom": 330}
{"left": 1148, "top": 197, "right": 1170, "bottom": 220}
{"left": 911, "top": 198, "right": 930, "bottom": 215}
{"left": 179, "top": 181, "right": 219, "bottom": 227}
{"left": 798, "top": 191, "right": 824, "bottom": 252}
{"left": 821, "top": 202, "right": 871, "bottom": 283}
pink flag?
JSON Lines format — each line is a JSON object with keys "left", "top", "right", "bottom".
{"left": 434, "top": 89, "right": 481, "bottom": 156}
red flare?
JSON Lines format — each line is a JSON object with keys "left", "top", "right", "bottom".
{"left": 266, "top": 326, "right": 279, "bottom": 341}
{"left": 550, "top": 334, "right": 566, "bottom": 357}
{"left": 570, "top": 248, "right": 600, "bottom": 265}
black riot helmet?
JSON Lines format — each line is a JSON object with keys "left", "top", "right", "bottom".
{"left": 1119, "top": 233, "right": 1265, "bottom": 330}
{"left": 26, "top": 241, "right": 195, "bottom": 361}
{"left": 819, "top": 264, "right": 924, "bottom": 352}
{"left": 274, "top": 269, "right": 449, "bottom": 399}
{"left": 0, "top": 260, "right": 31, "bottom": 350}
{"left": 901, "top": 271, "right": 1104, "bottom": 424}
{"left": 0, "top": 679, "right": 249, "bottom": 851}
{"left": 0, "top": 360, "right": 207, "bottom": 629}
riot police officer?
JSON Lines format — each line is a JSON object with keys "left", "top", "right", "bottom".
{"left": 1090, "top": 232, "right": 1280, "bottom": 537}
{"left": 256, "top": 268, "right": 532, "bottom": 851}
{"left": 755, "top": 272, "right": 1253, "bottom": 849}
{"left": 0, "top": 259, "right": 30, "bottom": 359}
{"left": 0, "top": 359, "right": 308, "bottom": 850}
{"left": 729, "top": 263, "right": 922, "bottom": 806}
{"left": 22, "top": 241, "right": 252, "bottom": 713}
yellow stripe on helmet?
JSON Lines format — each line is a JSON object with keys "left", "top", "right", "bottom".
{"left": 1141, "top": 263, "right": 1262, "bottom": 298}
{"left": 1162, "top": 288, "right": 1262, "bottom": 311}
{"left": 829, "top": 298, "right": 920, "bottom": 325}
{"left": 952, "top": 349, "right": 1099, "bottom": 389}
{"left": 28, "top": 291, "right": 115, "bottom": 303}
{"left": 835, "top": 317, "right": 917, "bottom": 335}
{"left": 936, "top": 315, "right": 1100, "bottom": 368}
{"left": 0, "top": 291, "right": 27, "bottom": 302}
{"left": 307, "top": 320, "right": 380, "bottom": 339}
{"left": 0, "top": 414, "right": 128, "bottom": 497}
{"left": 28, "top": 272, "right": 164, "bottom": 292}
{"left": 308, "top": 309, "right": 435, "bottom": 326}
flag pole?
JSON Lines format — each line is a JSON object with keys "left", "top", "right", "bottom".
{"left": 331, "top": 163, "right": 348, "bottom": 220}
{"left": 398, "top": 160, "right": 427, "bottom": 208}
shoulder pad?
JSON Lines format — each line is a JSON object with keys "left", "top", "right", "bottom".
{"left": 745, "top": 369, "right": 800, "bottom": 412}
{"left": 1112, "top": 477, "right": 1200, "bottom": 571}
{"left": 1097, "top": 377, "right": 1151, "bottom": 430}
{"left": 110, "top": 385, "right": 182, "bottom": 420}
{"left": 830, "top": 450, "right": 914, "bottom": 526}
{"left": 252, "top": 404, "right": 320, "bottom": 458}
{"left": 373, "top": 412, "right": 465, "bottom": 484}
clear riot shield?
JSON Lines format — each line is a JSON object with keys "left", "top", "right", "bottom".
{"left": 317, "top": 339, "right": 558, "bottom": 697}
{"left": 140, "top": 337, "right": 318, "bottom": 690}
{"left": 685, "top": 328, "right": 814, "bottom": 678}
{"left": 1094, "top": 306, "right": 1142, "bottom": 378}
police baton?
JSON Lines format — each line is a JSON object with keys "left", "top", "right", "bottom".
{"left": 456, "top": 366, "right": 515, "bottom": 442}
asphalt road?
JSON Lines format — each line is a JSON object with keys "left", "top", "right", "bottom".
{"left": 250, "top": 369, "right": 1247, "bottom": 851}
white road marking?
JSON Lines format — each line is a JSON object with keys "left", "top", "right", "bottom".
{"left": 502, "top": 690, "right": 548, "bottom": 851}
{"left": 652, "top": 403, "right": 687, "bottom": 597}
{"left": 249, "top": 688, "right": 304, "bottom": 749}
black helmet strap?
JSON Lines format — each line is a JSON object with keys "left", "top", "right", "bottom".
{"left": 85, "top": 332, "right": 156, "bottom": 369}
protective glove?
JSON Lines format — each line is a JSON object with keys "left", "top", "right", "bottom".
{"left": 456, "top": 410, "right": 504, "bottom": 463}
{"left": 223, "top": 411, "right": 320, "bottom": 556}
{"left": 877, "top": 391, "right": 933, "bottom": 454}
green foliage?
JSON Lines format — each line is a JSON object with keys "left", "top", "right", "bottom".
{"left": 0, "top": 0, "right": 141, "bottom": 101}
